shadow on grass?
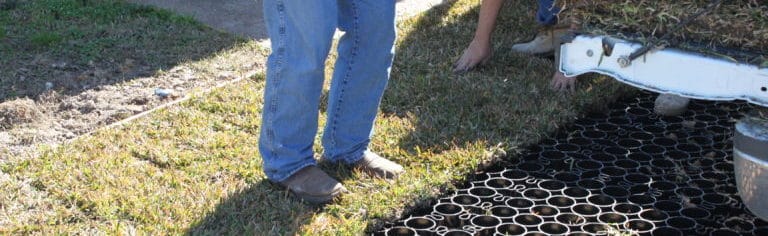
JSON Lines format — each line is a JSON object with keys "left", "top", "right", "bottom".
{"left": 186, "top": 162, "right": 360, "bottom": 235}
{"left": 0, "top": 0, "right": 245, "bottom": 102}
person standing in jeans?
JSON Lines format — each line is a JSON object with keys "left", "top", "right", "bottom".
{"left": 259, "top": 0, "right": 405, "bottom": 204}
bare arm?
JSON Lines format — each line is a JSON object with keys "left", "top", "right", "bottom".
{"left": 472, "top": 0, "right": 504, "bottom": 47}
{"left": 453, "top": 0, "right": 505, "bottom": 73}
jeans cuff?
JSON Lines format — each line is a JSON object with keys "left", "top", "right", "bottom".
{"left": 269, "top": 161, "right": 316, "bottom": 183}
{"left": 324, "top": 149, "right": 367, "bottom": 165}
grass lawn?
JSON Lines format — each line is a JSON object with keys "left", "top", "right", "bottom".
{"left": 2, "top": 0, "right": 633, "bottom": 235}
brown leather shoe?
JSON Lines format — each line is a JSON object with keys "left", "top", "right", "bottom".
{"left": 354, "top": 151, "right": 405, "bottom": 179}
{"left": 511, "top": 27, "right": 570, "bottom": 56}
{"left": 278, "top": 166, "right": 347, "bottom": 204}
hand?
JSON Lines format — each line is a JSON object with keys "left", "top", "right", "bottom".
{"left": 453, "top": 40, "right": 492, "bottom": 74}
{"left": 550, "top": 71, "right": 577, "bottom": 93}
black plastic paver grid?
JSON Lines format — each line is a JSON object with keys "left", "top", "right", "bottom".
{"left": 376, "top": 92, "right": 768, "bottom": 236}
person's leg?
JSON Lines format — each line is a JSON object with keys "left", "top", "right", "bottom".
{"left": 321, "top": 0, "right": 403, "bottom": 178}
{"left": 511, "top": 0, "right": 567, "bottom": 55}
{"left": 259, "top": 0, "right": 337, "bottom": 182}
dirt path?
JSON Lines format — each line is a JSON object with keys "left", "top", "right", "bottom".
{"left": 126, "top": 0, "right": 448, "bottom": 40}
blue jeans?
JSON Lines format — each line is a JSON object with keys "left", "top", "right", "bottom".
{"left": 259, "top": 0, "right": 396, "bottom": 182}
{"left": 536, "top": 0, "right": 559, "bottom": 26}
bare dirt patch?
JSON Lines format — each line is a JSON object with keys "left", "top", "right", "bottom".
{"left": 0, "top": 44, "right": 266, "bottom": 159}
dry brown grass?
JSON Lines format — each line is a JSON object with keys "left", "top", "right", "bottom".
{"left": 557, "top": 0, "right": 768, "bottom": 64}
{"left": 0, "top": 98, "right": 42, "bottom": 129}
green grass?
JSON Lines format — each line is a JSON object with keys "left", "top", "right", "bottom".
{"left": 0, "top": 0, "right": 243, "bottom": 101}
{"left": 1, "top": 0, "right": 215, "bottom": 63}
{"left": 2, "top": 0, "right": 634, "bottom": 235}
{"left": 29, "top": 32, "right": 62, "bottom": 47}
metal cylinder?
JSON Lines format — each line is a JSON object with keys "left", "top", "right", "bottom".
{"left": 531, "top": 205, "right": 559, "bottom": 217}
{"left": 546, "top": 196, "right": 576, "bottom": 209}
{"left": 654, "top": 200, "right": 683, "bottom": 212}
{"left": 580, "top": 223, "right": 608, "bottom": 234}
{"left": 597, "top": 212, "right": 627, "bottom": 225}
{"left": 553, "top": 172, "right": 580, "bottom": 184}
{"left": 513, "top": 214, "right": 543, "bottom": 227}
{"left": 386, "top": 226, "right": 416, "bottom": 236}
{"left": 555, "top": 213, "right": 586, "bottom": 226}
{"left": 733, "top": 117, "right": 768, "bottom": 221}
{"left": 627, "top": 152, "right": 652, "bottom": 163}
{"left": 612, "top": 203, "right": 641, "bottom": 215}
{"left": 624, "top": 219, "right": 654, "bottom": 234}
{"left": 601, "top": 186, "right": 630, "bottom": 200}
{"left": 485, "top": 178, "right": 513, "bottom": 190}
{"left": 680, "top": 207, "right": 711, "bottom": 220}
{"left": 469, "top": 215, "right": 502, "bottom": 236}
{"left": 639, "top": 209, "right": 669, "bottom": 223}
{"left": 468, "top": 186, "right": 498, "bottom": 203}
{"left": 501, "top": 169, "right": 529, "bottom": 182}
{"left": 587, "top": 194, "right": 616, "bottom": 208}
{"left": 436, "top": 229, "right": 472, "bottom": 236}
{"left": 451, "top": 194, "right": 481, "bottom": 208}
{"left": 522, "top": 189, "right": 550, "bottom": 201}
{"left": 538, "top": 222, "right": 569, "bottom": 235}
{"left": 404, "top": 216, "right": 437, "bottom": 236}
{"left": 489, "top": 206, "right": 517, "bottom": 222}
{"left": 651, "top": 226, "right": 683, "bottom": 236}
{"left": 433, "top": 203, "right": 466, "bottom": 228}
{"left": 666, "top": 216, "right": 696, "bottom": 231}
{"left": 577, "top": 179, "right": 605, "bottom": 191}
{"left": 723, "top": 217, "right": 754, "bottom": 234}
{"left": 494, "top": 223, "right": 526, "bottom": 236}
{"left": 563, "top": 187, "right": 590, "bottom": 200}
{"left": 571, "top": 203, "right": 602, "bottom": 217}
{"left": 505, "top": 198, "right": 534, "bottom": 210}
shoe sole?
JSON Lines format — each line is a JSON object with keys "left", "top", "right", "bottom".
{"left": 292, "top": 185, "right": 347, "bottom": 205}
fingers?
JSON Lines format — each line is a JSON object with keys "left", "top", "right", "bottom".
{"left": 453, "top": 51, "right": 470, "bottom": 74}
{"left": 453, "top": 60, "right": 471, "bottom": 74}
{"left": 551, "top": 80, "right": 563, "bottom": 92}
{"left": 453, "top": 45, "right": 492, "bottom": 74}
{"left": 453, "top": 57, "right": 478, "bottom": 74}
{"left": 549, "top": 73, "right": 577, "bottom": 93}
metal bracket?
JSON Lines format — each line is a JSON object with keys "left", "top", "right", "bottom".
{"left": 559, "top": 35, "right": 768, "bottom": 108}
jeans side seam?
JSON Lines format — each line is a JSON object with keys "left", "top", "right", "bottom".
{"left": 266, "top": 0, "right": 287, "bottom": 158}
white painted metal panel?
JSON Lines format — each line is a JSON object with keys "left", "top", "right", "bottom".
{"left": 559, "top": 35, "right": 768, "bottom": 107}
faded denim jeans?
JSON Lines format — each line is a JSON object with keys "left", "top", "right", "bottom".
{"left": 259, "top": 0, "right": 396, "bottom": 182}
{"left": 537, "top": 0, "right": 559, "bottom": 26}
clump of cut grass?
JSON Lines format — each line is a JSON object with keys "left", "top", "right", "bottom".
{"left": 0, "top": 98, "right": 42, "bottom": 129}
